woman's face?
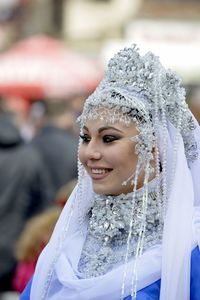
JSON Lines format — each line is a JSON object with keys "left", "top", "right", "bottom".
{"left": 79, "top": 117, "right": 144, "bottom": 196}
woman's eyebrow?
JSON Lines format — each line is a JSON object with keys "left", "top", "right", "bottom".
{"left": 82, "top": 125, "right": 124, "bottom": 134}
{"left": 98, "top": 126, "right": 124, "bottom": 134}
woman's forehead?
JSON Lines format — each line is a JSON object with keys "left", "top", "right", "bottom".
{"left": 83, "top": 117, "right": 138, "bottom": 135}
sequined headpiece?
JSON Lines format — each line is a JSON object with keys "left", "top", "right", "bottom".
{"left": 81, "top": 45, "right": 185, "bottom": 117}
{"left": 80, "top": 45, "right": 197, "bottom": 177}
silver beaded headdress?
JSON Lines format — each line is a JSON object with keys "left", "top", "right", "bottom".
{"left": 78, "top": 45, "right": 199, "bottom": 299}
{"left": 80, "top": 44, "right": 197, "bottom": 167}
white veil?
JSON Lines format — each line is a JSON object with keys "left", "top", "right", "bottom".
{"left": 29, "top": 115, "right": 200, "bottom": 300}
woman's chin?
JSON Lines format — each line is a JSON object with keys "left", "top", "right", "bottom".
{"left": 92, "top": 183, "right": 113, "bottom": 195}
{"left": 92, "top": 183, "right": 133, "bottom": 196}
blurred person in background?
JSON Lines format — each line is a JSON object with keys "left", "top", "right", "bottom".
{"left": 31, "top": 99, "right": 78, "bottom": 200}
{"left": 12, "top": 207, "right": 61, "bottom": 294}
{"left": 65, "top": 94, "right": 88, "bottom": 136}
{"left": 0, "top": 95, "right": 34, "bottom": 142}
{"left": 0, "top": 97, "right": 54, "bottom": 292}
{"left": 12, "top": 178, "right": 77, "bottom": 293}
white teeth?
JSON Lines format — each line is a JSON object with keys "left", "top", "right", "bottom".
{"left": 91, "top": 169, "right": 107, "bottom": 174}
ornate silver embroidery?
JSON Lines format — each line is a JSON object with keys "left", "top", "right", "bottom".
{"left": 78, "top": 185, "right": 163, "bottom": 278}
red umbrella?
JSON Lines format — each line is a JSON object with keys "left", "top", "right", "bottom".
{"left": 0, "top": 35, "right": 102, "bottom": 100}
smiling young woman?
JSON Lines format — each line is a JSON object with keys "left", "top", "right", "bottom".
{"left": 20, "top": 46, "right": 200, "bottom": 300}
{"left": 79, "top": 117, "right": 145, "bottom": 195}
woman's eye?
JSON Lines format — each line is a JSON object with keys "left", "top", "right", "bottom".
{"left": 103, "top": 135, "right": 118, "bottom": 143}
{"left": 80, "top": 134, "right": 90, "bottom": 143}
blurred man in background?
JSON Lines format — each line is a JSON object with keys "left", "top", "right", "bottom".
{"left": 31, "top": 99, "right": 78, "bottom": 200}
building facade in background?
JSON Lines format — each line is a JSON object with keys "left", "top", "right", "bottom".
{"left": 0, "top": 0, "right": 200, "bottom": 86}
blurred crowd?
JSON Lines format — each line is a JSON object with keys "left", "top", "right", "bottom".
{"left": 0, "top": 93, "right": 84, "bottom": 298}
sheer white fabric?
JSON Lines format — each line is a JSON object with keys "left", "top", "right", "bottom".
{"left": 160, "top": 123, "right": 193, "bottom": 300}
{"left": 30, "top": 119, "right": 200, "bottom": 300}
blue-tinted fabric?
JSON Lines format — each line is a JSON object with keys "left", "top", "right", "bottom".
{"left": 190, "top": 246, "right": 200, "bottom": 300}
{"left": 20, "top": 247, "right": 200, "bottom": 300}
{"left": 125, "top": 246, "right": 200, "bottom": 300}
{"left": 20, "top": 278, "right": 32, "bottom": 300}
{"left": 124, "top": 280, "right": 160, "bottom": 300}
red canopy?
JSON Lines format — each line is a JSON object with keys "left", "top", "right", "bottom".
{"left": 0, "top": 35, "right": 102, "bottom": 100}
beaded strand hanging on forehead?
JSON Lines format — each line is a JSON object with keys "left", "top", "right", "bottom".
{"left": 78, "top": 45, "right": 198, "bottom": 299}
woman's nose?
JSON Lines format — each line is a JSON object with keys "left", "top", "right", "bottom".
{"left": 85, "top": 142, "right": 102, "bottom": 160}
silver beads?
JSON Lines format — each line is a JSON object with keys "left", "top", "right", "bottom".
{"left": 78, "top": 180, "right": 163, "bottom": 279}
